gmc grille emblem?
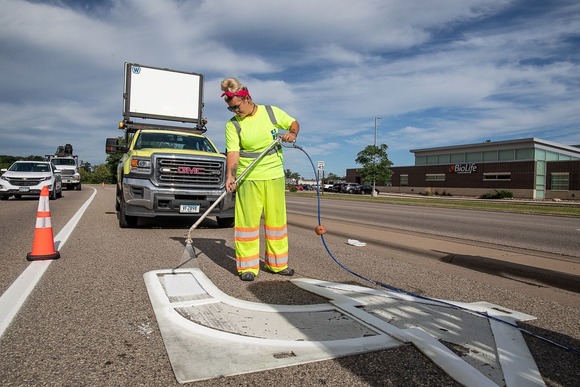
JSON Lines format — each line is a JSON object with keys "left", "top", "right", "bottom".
{"left": 177, "top": 166, "right": 204, "bottom": 174}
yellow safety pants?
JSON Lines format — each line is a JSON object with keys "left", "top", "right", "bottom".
{"left": 234, "top": 177, "right": 288, "bottom": 275}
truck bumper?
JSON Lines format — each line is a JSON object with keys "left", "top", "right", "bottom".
{"left": 121, "top": 177, "right": 234, "bottom": 218}
{"left": 61, "top": 178, "right": 81, "bottom": 184}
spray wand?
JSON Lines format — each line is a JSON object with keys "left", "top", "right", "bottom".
{"left": 178, "top": 136, "right": 283, "bottom": 266}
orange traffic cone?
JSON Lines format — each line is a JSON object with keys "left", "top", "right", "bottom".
{"left": 26, "top": 186, "right": 60, "bottom": 261}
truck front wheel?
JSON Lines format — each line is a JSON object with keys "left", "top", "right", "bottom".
{"left": 216, "top": 216, "right": 235, "bottom": 228}
{"left": 118, "top": 198, "right": 138, "bottom": 228}
{"left": 75, "top": 183, "right": 82, "bottom": 190}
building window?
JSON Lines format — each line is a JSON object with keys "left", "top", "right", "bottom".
{"left": 426, "top": 155, "right": 438, "bottom": 164}
{"left": 483, "top": 151, "right": 497, "bottom": 162}
{"left": 551, "top": 173, "right": 569, "bottom": 190}
{"left": 515, "top": 148, "right": 533, "bottom": 160}
{"left": 400, "top": 174, "right": 408, "bottom": 186}
{"left": 466, "top": 152, "right": 482, "bottom": 162}
{"left": 483, "top": 173, "right": 511, "bottom": 181}
{"left": 450, "top": 153, "right": 464, "bottom": 163}
{"left": 426, "top": 174, "right": 445, "bottom": 181}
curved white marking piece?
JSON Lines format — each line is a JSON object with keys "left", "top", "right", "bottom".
{"left": 145, "top": 269, "right": 544, "bottom": 386}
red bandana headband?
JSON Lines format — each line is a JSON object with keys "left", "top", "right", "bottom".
{"left": 221, "top": 89, "right": 250, "bottom": 98}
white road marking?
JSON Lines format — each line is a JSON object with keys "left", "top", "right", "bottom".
{"left": 0, "top": 187, "right": 97, "bottom": 339}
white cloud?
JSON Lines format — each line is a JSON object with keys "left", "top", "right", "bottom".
{"left": 0, "top": 0, "right": 578, "bottom": 177}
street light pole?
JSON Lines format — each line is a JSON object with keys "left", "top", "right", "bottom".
{"left": 372, "top": 116, "right": 381, "bottom": 197}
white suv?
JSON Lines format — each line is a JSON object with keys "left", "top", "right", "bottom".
{"left": 0, "top": 161, "right": 63, "bottom": 200}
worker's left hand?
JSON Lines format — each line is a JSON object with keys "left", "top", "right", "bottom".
{"left": 281, "top": 132, "right": 297, "bottom": 143}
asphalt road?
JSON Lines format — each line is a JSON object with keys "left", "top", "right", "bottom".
{"left": 0, "top": 185, "right": 578, "bottom": 386}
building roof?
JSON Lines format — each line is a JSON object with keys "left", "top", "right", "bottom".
{"left": 410, "top": 137, "right": 580, "bottom": 157}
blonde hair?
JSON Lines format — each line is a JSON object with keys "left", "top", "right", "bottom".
{"left": 221, "top": 78, "right": 251, "bottom": 100}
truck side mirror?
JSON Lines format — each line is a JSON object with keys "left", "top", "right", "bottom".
{"left": 105, "top": 138, "right": 126, "bottom": 154}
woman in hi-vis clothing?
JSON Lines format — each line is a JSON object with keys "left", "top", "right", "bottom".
{"left": 221, "top": 77, "right": 300, "bottom": 281}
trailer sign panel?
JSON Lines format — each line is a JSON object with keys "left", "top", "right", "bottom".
{"left": 124, "top": 63, "right": 203, "bottom": 124}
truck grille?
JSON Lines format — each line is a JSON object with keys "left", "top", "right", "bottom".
{"left": 60, "top": 170, "right": 75, "bottom": 176}
{"left": 154, "top": 155, "right": 225, "bottom": 188}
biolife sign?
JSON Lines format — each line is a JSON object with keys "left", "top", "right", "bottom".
{"left": 449, "top": 163, "right": 477, "bottom": 174}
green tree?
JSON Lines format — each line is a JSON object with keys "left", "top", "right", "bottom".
{"left": 81, "top": 161, "right": 93, "bottom": 172}
{"left": 105, "top": 136, "right": 125, "bottom": 184}
{"left": 324, "top": 172, "right": 343, "bottom": 182}
{"left": 355, "top": 144, "right": 393, "bottom": 186}
{"left": 284, "top": 168, "right": 300, "bottom": 182}
{"left": 92, "top": 163, "right": 115, "bottom": 184}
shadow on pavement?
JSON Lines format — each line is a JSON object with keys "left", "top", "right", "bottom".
{"left": 437, "top": 252, "right": 580, "bottom": 293}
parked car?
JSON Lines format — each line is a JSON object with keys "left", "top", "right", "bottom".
{"left": 323, "top": 183, "right": 334, "bottom": 192}
{"left": 0, "top": 161, "right": 62, "bottom": 200}
{"left": 332, "top": 183, "right": 345, "bottom": 192}
{"left": 358, "top": 184, "right": 379, "bottom": 195}
{"left": 302, "top": 184, "right": 320, "bottom": 191}
{"left": 341, "top": 183, "right": 360, "bottom": 194}
{"left": 287, "top": 184, "right": 304, "bottom": 191}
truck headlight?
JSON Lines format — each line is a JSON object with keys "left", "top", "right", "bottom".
{"left": 130, "top": 157, "right": 151, "bottom": 174}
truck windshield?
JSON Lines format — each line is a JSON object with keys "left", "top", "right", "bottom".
{"left": 52, "top": 159, "right": 76, "bottom": 166}
{"left": 135, "top": 132, "right": 217, "bottom": 153}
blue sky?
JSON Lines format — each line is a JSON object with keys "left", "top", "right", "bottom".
{"left": 1, "top": 0, "right": 579, "bottom": 178}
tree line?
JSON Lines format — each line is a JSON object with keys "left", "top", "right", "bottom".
{"left": 1, "top": 142, "right": 393, "bottom": 186}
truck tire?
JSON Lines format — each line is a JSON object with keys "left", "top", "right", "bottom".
{"left": 0, "top": 195, "right": 8, "bottom": 200}
{"left": 118, "top": 198, "right": 138, "bottom": 228}
{"left": 115, "top": 187, "right": 121, "bottom": 211}
{"left": 75, "top": 183, "right": 82, "bottom": 190}
{"left": 216, "top": 216, "right": 235, "bottom": 228}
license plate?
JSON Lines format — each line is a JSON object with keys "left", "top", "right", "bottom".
{"left": 19, "top": 186, "right": 31, "bottom": 192}
{"left": 180, "top": 204, "right": 200, "bottom": 214}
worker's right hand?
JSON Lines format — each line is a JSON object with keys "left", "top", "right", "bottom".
{"left": 226, "top": 177, "right": 236, "bottom": 193}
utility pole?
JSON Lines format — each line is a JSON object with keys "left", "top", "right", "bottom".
{"left": 372, "top": 117, "right": 381, "bottom": 197}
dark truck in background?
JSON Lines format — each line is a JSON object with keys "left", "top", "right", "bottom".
{"left": 105, "top": 63, "right": 234, "bottom": 228}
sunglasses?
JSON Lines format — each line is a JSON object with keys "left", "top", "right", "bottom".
{"left": 227, "top": 104, "right": 241, "bottom": 112}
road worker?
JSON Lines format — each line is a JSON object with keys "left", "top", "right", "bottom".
{"left": 221, "top": 77, "right": 300, "bottom": 281}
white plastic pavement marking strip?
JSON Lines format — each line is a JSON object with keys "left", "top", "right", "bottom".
{"left": 294, "top": 278, "right": 547, "bottom": 387}
{"left": 144, "top": 269, "right": 402, "bottom": 383}
{"left": 295, "top": 280, "right": 501, "bottom": 386}
{"left": 0, "top": 187, "right": 97, "bottom": 340}
{"left": 404, "top": 327, "right": 498, "bottom": 387}
{"left": 145, "top": 268, "right": 544, "bottom": 384}
{"left": 490, "top": 318, "right": 546, "bottom": 387}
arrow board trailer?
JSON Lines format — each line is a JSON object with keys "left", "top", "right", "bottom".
{"left": 123, "top": 63, "right": 204, "bottom": 125}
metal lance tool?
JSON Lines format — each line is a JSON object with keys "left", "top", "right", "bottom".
{"left": 176, "top": 136, "right": 283, "bottom": 269}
